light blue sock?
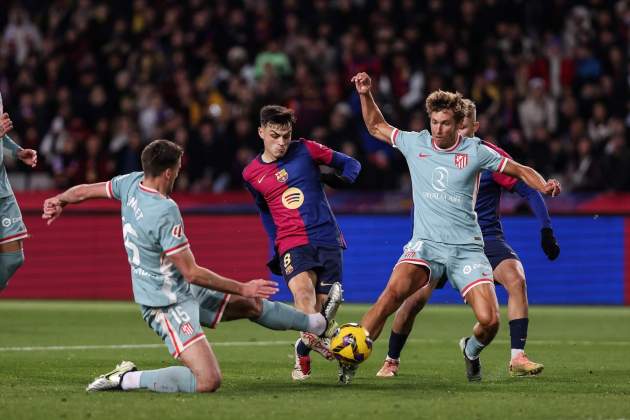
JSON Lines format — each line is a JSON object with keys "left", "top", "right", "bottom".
{"left": 253, "top": 300, "right": 315, "bottom": 332}
{"left": 465, "top": 335, "right": 486, "bottom": 360}
{"left": 139, "top": 366, "right": 197, "bottom": 393}
{"left": 0, "top": 249, "right": 24, "bottom": 290}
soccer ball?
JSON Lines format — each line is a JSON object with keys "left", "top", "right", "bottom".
{"left": 330, "top": 323, "right": 373, "bottom": 365}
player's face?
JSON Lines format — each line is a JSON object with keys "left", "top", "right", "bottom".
{"left": 459, "top": 116, "right": 479, "bottom": 138}
{"left": 430, "top": 110, "right": 459, "bottom": 147}
{"left": 259, "top": 123, "right": 292, "bottom": 160}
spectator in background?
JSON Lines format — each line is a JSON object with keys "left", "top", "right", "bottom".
{"left": 518, "top": 78, "right": 557, "bottom": 141}
{"left": 567, "top": 137, "right": 604, "bottom": 192}
{"left": 2, "top": 8, "right": 42, "bottom": 66}
{"left": 0, "top": 0, "right": 627, "bottom": 193}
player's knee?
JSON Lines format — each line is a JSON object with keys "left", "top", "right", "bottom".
{"left": 197, "top": 375, "right": 222, "bottom": 393}
{"left": 246, "top": 298, "right": 264, "bottom": 319}
{"left": 504, "top": 274, "right": 527, "bottom": 297}
{"left": 383, "top": 287, "right": 408, "bottom": 307}
{"left": 197, "top": 380, "right": 221, "bottom": 393}
{"left": 407, "top": 293, "right": 428, "bottom": 314}
{"left": 478, "top": 311, "right": 500, "bottom": 331}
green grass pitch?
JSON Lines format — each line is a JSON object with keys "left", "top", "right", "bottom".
{"left": 0, "top": 301, "right": 629, "bottom": 420}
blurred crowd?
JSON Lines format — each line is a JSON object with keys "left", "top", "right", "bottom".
{"left": 1, "top": 0, "right": 629, "bottom": 193}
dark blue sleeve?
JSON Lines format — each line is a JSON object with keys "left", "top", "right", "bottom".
{"left": 329, "top": 151, "right": 361, "bottom": 183}
{"left": 513, "top": 180, "right": 552, "bottom": 229}
{"left": 244, "top": 182, "right": 277, "bottom": 246}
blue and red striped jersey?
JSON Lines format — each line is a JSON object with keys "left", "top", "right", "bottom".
{"left": 243, "top": 139, "right": 360, "bottom": 255}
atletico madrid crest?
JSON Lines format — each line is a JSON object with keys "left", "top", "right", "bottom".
{"left": 455, "top": 153, "right": 468, "bottom": 169}
{"left": 181, "top": 322, "right": 195, "bottom": 336}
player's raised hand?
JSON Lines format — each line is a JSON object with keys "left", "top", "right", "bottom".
{"left": 242, "top": 279, "right": 279, "bottom": 299}
{"left": 0, "top": 113, "right": 13, "bottom": 137}
{"left": 351, "top": 72, "right": 372, "bottom": 95}
{"left": 17, "top": 149, "right": 37, "bottom": 168}
{"left": 42, "top": 196, "right": 65, "bottom": 225}
{"left": 542, "top": 179, "right": 561, "bottom": 197}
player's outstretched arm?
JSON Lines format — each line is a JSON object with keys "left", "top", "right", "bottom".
{"left": 502, "top": 160, "right": 561, "bottom": 197}
{"left": 167, "top": 248, "right": 279, "bottom": 299}
{"left": 1, "top": 113, "right": 37, "bottom": 168}
{"left": 351, "top": 72, "right": 396, "bottom": 144}
{"left": 42, "top": 182, "right": 109, "bottom": 225}
{"left": 513, "top": 181, "right": 560, "bottom": 260}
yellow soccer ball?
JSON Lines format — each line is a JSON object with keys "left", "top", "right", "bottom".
{"left": 330, "top": 323, "right": 373, "bottom": 365}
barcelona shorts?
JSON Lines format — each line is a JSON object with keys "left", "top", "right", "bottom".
{"left": 279, "top": 244, "right": 343, "bottom": 294}
{"left": 0, "top": 194, "right": 27, "bottom": 245}
{"left": 484, "top": 238, "right": 520, "bottom": 270}
{"left": 396, "top": 238, "right": 494, "bottom": 299}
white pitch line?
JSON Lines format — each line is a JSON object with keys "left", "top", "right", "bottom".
{"left": 0, "top": 338, "right": 628, "bottom": 352}
{"left": 0, "top": 341, "right": 292, "bottom": 352}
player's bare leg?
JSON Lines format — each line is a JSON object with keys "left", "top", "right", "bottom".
{"left": 361, "top": 263, "right": 429, "bottom": 340}
{"left": 459, "top": 283, "right": 500, "bottom": 382}
{"left": 494, "top": 259, "right": 543, "bottom": 376}
{"left": 288, "top": 270, "right": 320, "bottom": 314}
{"left": 335, "top": 264, "right": 429, "bottom": 384}
{"left": 178, "top": 339, "right": 222, "bottom": 392}
{"left": 376, "top": 284, "right": 434, "bottom": 377}
{"left": 0, "top": 239, "right": 25, "bottom": 291}
{"left": 288, "top": 270, "right": 332, "bottom": 380}
{"left": 87, "top": 338, "right": 219, "bottom": 393}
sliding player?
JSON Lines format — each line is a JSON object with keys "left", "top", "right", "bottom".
{"left": 43, "top": 139, "right": 341, "bottom": 393}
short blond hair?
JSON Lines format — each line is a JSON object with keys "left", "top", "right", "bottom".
{"left": 425, "top": 90, "right": 465, "bottom": 122}
{"left": 462, "top": 98, "right": 476, "bottom": 121}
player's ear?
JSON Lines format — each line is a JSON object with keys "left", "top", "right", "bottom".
{"left": 258, "top": 126, "right": 265, "bottom": 140}
{"left": 474, "top": 121, "right": 480, "bottom": 132}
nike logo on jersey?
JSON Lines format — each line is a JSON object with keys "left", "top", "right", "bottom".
{"left": 482, "top": 272, "right": 490, "bottom": 276}
{"left": 257, "top": 175, "right": 266, "bottom": 183}
{"left": 418, "top": 153, "right": 431, "bottom": 158}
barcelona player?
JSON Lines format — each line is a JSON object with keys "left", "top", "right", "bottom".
{"left": 345, "top": 72, "right": 560, "bottom": 384}
{"left": 0, "top": 107, "right": 38, "bottom": 292}
{"left": 243, "top": 105, "right": 361, "bottom": 380}
{"left": 376, "top": 99, "right": 560, "bottom": 379}
{"left": 42, "top": 139, "right": 341, "bottom": 393}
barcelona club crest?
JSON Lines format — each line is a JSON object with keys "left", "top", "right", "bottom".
{"left": 455, "top": 153, "right": 468, "bottom": 169}
{"left": 275, "top": 168, "right": 288, "bottom": 183}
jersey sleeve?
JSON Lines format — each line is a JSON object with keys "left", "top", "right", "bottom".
{"left": 477, "top": 142, "right": 509, "bottom": 173}
{"left": 491, "top": 171, "right": 518, "bottom": 190}
{"left": 2, "top": 135, "right": 23, "bottom": 159}
{"left": 391, "top": 129, "right": 420, "bottom": 157}
{"left": 303, "top": 139, "right": 334, "bottom": 164}
{"left": 158, "top": 204, "right": 190, "bottom": 257}
{"left": 105, "top": 172, "right": 137, "bottom": 201}
{"left": 303, "top": 139, "right": 361, "bottom": 183}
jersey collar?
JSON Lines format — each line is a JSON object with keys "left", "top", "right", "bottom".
{"left": 139, "top": 181, "right": 166, "bottom": 198}
{"left": 431, "top": 135, "right": 462, "bottom": 152}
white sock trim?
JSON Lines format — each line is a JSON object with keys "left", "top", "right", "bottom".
{"left": 511, "top": 349, "right": 525, "bottom": 359}
{"left": 121, "top": 371, "right": 142, "bottom": 390}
